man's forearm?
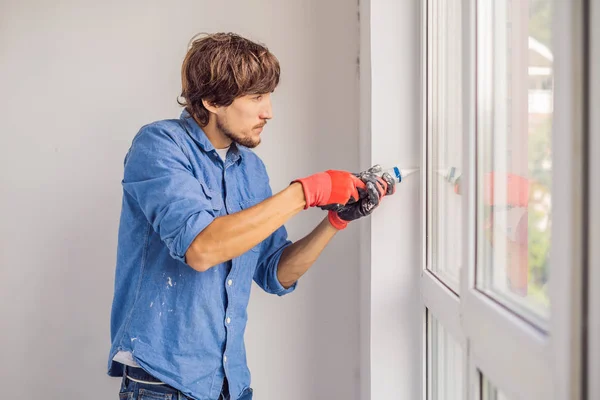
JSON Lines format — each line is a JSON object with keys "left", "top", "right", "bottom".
{"left": 276, "top": 216, "right": 340, "bottom": 288}
{"left": 185, "top": 183, "right": 306, "bottom": 271}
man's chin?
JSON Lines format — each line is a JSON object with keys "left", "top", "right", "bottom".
{"left": 236, "top": 137, "right": 261, "bottom": 149}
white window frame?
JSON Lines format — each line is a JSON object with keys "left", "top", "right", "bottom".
{"left": 421, "top": 0, "right": 467, "bottom": 398}
{"left": 421, "top": 0, "right": 590, "bottom": 398}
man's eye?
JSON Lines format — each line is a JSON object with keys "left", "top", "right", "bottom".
{"left": 254, "top": 95, "right": 262, "bottom": 101}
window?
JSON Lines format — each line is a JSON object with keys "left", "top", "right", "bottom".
{"left": 423, "top": 3, "right": 466, "bottom": 396}
{"left": 427, "top": 311, "right": 464, "bottom": 400}
{"left": 476, "top": 0, "right": 553, "bottom": 326}
{"left": 481, "top": 376, "right": 511, "bottom": 400}
{"left": 422, "top": 0, "right": 586, "bottom": 398}
{"left": 427, "top": 0, "right": 464, "bottom": 293}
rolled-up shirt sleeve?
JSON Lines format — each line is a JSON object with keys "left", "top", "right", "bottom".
{"left": 122, "top": 126, "right": 216, "bottom": 264}
{"left": 253, "top": 225, "right": 296, "bottom": 296}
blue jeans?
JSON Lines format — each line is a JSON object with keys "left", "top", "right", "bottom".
{"left": 119, "top": 365, "right": 253, "bottom": 400}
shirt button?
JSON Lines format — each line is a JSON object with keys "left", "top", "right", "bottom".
{"left": 224, "top": 355, "right": 228, "bottom": 363}
{"left": 227, "top": 279, "right": 233, "bottom": 286}
{"left": 226, "top": 317, "right": 231, "bottom": 324}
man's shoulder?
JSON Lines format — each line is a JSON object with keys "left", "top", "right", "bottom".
{"left": 122, "top": 118, "right": 192, "bottom": 166}
{"left": 134, "top": 118, "right": 188, "bottom": 143}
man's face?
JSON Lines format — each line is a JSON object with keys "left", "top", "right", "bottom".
{"left": 215, "top": 93, "right": 273, "bottom": 149}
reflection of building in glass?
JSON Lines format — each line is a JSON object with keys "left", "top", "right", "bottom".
{"left": 528, "top": 36, "right": 553, "bottom": 114}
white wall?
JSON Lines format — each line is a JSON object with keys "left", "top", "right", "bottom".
{"left": 0, "top": 1, "right": 360, "bottom": 398}
{"left": 359, "top": 0, "right": 423, "bottom": 399}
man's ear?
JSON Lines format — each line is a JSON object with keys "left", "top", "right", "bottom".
{"left": 202, "top": 99, "right": 219, "bottom": 114}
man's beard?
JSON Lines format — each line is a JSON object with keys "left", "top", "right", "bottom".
{"left": 216, "top": 116, "right": 261, "bottom": 149}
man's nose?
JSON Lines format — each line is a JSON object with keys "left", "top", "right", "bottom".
{"left": 260, "top": 97, "right": 273, "bottom": 120}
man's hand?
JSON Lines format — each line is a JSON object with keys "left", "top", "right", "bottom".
{"left": 293, "top": 170, "right": 366, "bottom": 210}
{"left": 328, "top": 166, "right": 396, "bottom": 230}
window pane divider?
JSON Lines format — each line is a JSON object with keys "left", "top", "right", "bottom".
{"left": 422, "top": 271, "right": 463, "bottom": 344}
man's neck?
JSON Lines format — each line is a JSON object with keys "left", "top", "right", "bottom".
{"left": 196, "top": 116, "right": 232, "bottom": 149}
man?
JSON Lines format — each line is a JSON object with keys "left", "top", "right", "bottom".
{"left": 108, "top": 32, "right": 394, "bottom": 400}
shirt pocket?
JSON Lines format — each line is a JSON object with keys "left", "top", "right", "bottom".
{"left": 198, "top": 181, "right": 223, "bottom": 214}
{"left": 239, "top": 199, "right": 262, "bottom": 253}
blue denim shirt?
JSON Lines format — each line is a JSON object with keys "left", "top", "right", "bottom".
{"left": 108, "top": 110, "right": 296, "bottom": 400}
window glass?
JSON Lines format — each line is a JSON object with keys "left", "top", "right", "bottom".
{"left": 476, "top": 0, "right": 553, "bottom": 324}
{"left": 428, "top": 0, "right": 464, "bottom": 293}
{"left": 428, "top": 311, "right": 465, "bottom": 400}
{"left": 481, "top": 376, "right": 511, "bottom": 400}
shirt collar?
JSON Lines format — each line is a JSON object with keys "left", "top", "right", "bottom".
{"left": 179, "top": 109, "right": 243, "bottom": 164}
{"left": 180, "top": 109, "right": 215, "bottom": 153}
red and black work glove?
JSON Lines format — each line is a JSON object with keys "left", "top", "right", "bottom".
{"left": 292, "top": 170, "right": 367, "bottom": 211}
{"left": 328, "top": 167, "right": 396, "bottom": 230}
